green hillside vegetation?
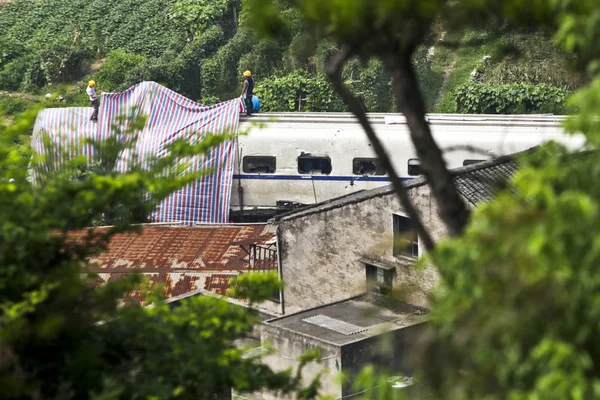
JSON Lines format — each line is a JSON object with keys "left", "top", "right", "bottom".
{"left": 0, "top": 0, "right": 588, "bottom": 115}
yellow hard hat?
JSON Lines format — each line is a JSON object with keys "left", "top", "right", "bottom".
{"left": 88, "top": 80, "right": 96, "bottom": 88}
{"left": 243, "top": 70, "right": 251, "bottom": 77}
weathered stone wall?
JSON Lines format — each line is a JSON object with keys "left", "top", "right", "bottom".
{"left": 340, "top": 322, "right": 428, "bottom": 396}
{"left": 277, "top": 185, "right": 449, "bottom": 313}
{"left": 258, "top": 323, "right": 342, "bottom": 400}
{"left": 253, "top": 320, "right": 429, "bottom": 399}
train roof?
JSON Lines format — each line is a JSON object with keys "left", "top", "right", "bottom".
{"left": 240, "top": 113, "right": 569, "bottom": 127}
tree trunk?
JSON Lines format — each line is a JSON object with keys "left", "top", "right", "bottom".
{"left": 232, "top": 6, "right": 238, "bottom": 33}
{"left": 327, "top": 50, "right": 436, "bottom": 251}
{"left": 385, "top": 54, "right": 470, "bottom": 236}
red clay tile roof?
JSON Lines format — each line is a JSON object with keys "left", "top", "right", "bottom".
{"left": 72, "top": 224, "right": 277, "bottom": 304}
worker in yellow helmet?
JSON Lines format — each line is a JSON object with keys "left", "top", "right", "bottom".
{"left": 86, "top": 80, "right": 99, "bottom": 122}
{"left": 241, "top": 70, "right": 254, "bottom": 116}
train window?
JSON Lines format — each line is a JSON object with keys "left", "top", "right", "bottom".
{"left": 298, "top": 155, "right": 332, "bottom": 175}
{"left": 407, "top": 158, "right": 421, "bottom": 176}
{"left": 243, "top": 156, "right": 276, "bottom": 173}
{"left": 463, "top": 159, "right": 485, "bottom": 166}
{"left": 353, "top": 158, "right": 386, "bottom": 176}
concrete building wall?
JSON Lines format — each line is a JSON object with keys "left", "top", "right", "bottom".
{"left": 278, "top": 186, "right": 449, "bottom": 313}
{"left": 259, "top": 323, "right": 342, "bottom": 400}
{"left": 255, "top": 298, "right": 284, "bottom": 316}
{"left": 340, "top": 323, "right": 428, "bottom": 396}
{"left": 254, "top": 320, "right": 429, "bottom": 400}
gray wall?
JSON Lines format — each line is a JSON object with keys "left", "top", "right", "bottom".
{"left": 277, "top": 185, "right": 448, "bottom": 313}
{"left": 255, "top": 321, "right": 429, "bottom": 400}
{"left": 259, "top": 323, "right": 342, "bottom": 400}
{"left": 340, "top": 322, "right": 427, "bottom": 396}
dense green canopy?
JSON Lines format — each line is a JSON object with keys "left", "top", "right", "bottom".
{"left": 0, "top": 0, "right": 583, "bottom": 114}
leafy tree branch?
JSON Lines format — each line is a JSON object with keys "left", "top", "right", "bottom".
{"left": 326, "top": 48, "right": 435, "bottom": 251}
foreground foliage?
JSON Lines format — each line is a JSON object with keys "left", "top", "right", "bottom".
{"left": 0, "top": 110, "right": 314, "bottom": 399}
{"left": 416, "top": 143, "right": 600, "bottom": 399}
{"left": 248, "top": 1, "right": 600, "bottom": 399}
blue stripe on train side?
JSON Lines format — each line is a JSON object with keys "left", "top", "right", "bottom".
{"left": 232, "top": 174, "right": 413, "bottom": 182}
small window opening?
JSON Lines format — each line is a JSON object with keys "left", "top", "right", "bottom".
{"left": 393, "top": 214, "right": 419, "bottom": 258}
{"left": 463, "top": 159, "right": 485, "bottom": 166}
{"left": 243, "top": 156, "right": 276, "bottom": 173}
{"left": 353, "top": 158, "right": 386, "bottom": 176}
{"left": 407, "top": 158, "right": 421, "bottom": 176}
{"left": 365, "top": 263, "right": 394, "bottom": 295}
{"left": 298, "top": 155, "right": 332, "bottom": 175}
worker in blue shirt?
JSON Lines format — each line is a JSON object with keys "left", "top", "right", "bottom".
{"left": 252, "top": 89, "right": 260, "bottom": 113}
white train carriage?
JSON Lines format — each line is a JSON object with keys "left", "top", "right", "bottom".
{"left": 231, "top": 113, "right": 585, "bottom": 219}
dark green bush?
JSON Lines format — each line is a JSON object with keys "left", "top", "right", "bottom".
{"left": 0, "top": 0, "right": 188, "bottom": 92}
{"left": 482, "top": 32, "right": 585, "bottom": 91}
{"left": 0, "top": 43, "right": 94, "bottom": 91}
{"left": 304, "top": 75, "right": 346, "bottom": 112}
{"left": 0, "top": 38, "right": 26, "bottom": 70}
{"left": 200, "top": 95, "right": 221, "bottom": 105}
{"left": 343, "top": 59, "right": 394, "bottom": 112}
{"left": 200, "top": 28, "right": 254, "bottom": 100}
{"left": 256, "top": 73, "right": 345, "bottom": 112}
{"left": 413, "top": 46, "right": 444, "bottom": 112}
{"left": 0, "top": 97, "right": 33, "bottom": 115}
{"left": 284, "top": 32, "right": 318, "bottom": 72}
{"left": 454, "top": 82, "right": 567, "bottom": 114}
{"left": 177, "top": 25, "right": 227, "bottom": 99}
{"left": 0, "top": 56, "right": 33, "bottom": 91}
{"left": 34, "top": 44, "right": 93, "bottom": 87}
{"left": 91, "top": 50, "right": 146, "bottom": 92}
{"left": 91, "top": 26, "right": 227, "bottom": 98}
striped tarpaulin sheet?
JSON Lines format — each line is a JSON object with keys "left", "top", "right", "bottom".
{"left": 31, "top": 81, "right": 243, "bottom": 224}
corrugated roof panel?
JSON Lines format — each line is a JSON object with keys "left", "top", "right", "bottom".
{"left": 92, "top": 271, "right": 242, "bottom": 304}
{"left": 76, "top": 224, "right": 277, "bottom": 304}
{"left": 453, "top": 160, "right": 519, "bottom": 205}
{"left": 302, "top": 314, "right": 367, "bottom": 335}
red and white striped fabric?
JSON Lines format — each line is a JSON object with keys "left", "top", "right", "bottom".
{"left": 32, "top": 81, "right": 244, "bottom": 224}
